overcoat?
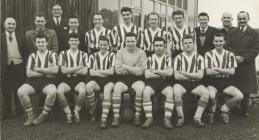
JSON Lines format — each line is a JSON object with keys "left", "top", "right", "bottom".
{"left": 227, "top": 26, "right": 259, "bottom": 94}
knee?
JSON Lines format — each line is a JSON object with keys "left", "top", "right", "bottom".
{"left": 235, "top": 92, "right": 244, "bottom": 101}
{"left": 200, "top": 89, "right": 210, "bottom": 101}
{"left": 165, "top": 93, "right": 174, "bottom": 100}
{"left": 113, "top": 86, "right": 123, "bottom": 97}
{"left": 17, "top": 88, "right": 24, "bottom": 98}
{"left": 209, "top": 91, "right": 216, "bottom": 101}
{"left": 143, "top": 91, "right": 152, "bottom": 101}
{"left": 47, "top": 89, "right": 57, "bottom": 98}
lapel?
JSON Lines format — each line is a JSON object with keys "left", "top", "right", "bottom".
{"left": 2, "top": 33, "right": 8, "bottom": 58}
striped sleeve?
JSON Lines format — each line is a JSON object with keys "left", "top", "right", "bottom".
{"left": 228, "top": 52, "right": 237, "bottom": 68}
{"left": 137, "top": 27, "right": 144, "bottom": 49}
{"left": 26, "top": 53, "right": 34, "bottom": 70}
{"left": 146, "top": 57, "right": 152, "bottom": 70}
{"left": 59, "top": 51, "right": 66, "bottom": 66}
{"left": 50, "top": 52, "right": 58, "bottom": 66}
{"left": 173, "top": 55, "right": 181, "bottom": 71}
{"left": 166, "top": 56, "right": 173, "bottom": 69}
{"left": 88, "top": 54, "right": 95, "bottom": 69}
{"left": 136, "top": 50, "right": 147, "bottom": 69}
{"left": 82, "top": 52, "right": 88, "bottom": 67}
{"left": 85, "top": 32, "right": 90, "bottom": 53}
{"left": 197, "top": 55, "right": 205, "bottom": 70}
{"left": 204, "top": 52, "right": 210, "bottom": 68}
{"left": 109, "top": 53, "right": 115, "bottom": 68}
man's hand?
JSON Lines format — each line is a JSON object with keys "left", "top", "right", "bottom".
{"left": 235, "top": 56, "right": 244, "bottom": 64}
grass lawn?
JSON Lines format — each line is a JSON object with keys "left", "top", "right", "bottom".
{"left": 1, "top": 105, "right": 259, "bottom": 140}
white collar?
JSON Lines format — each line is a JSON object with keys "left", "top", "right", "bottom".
{"left": 94, "top": 27, "right": 104, "bottom": 33}
{"left": 240, "top": 25, "right": 247, "bottom": 31}
{"left": 69, "top": 29, "right": 78, "bottom": 34}
{"left": 6, "top": 31, "right": 15, "bottom": 37}
{"left": 200, "top": 26, "right": 208, "bottom": 32}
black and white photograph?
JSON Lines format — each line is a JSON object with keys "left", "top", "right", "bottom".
{"left": 1, "top": 0, "right": 259, "bottom": 140}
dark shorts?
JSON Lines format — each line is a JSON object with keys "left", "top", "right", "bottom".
{"left": 175, "top": 80, "right": 203, "bottom": 93}
{"left": 25, "top": 77, "right": 55, "bottom": 93}
{"left": 205, "top": 77, "right": 234, "bottom": 92}
{"left": 62, "top": 76, "right": 85, "bottom": 89}
{"left": 116, "top": 75, "right": 144, "bottom": 87}
{"left": 90, "top": 77, "right": 114, "bottom": 89}
{"left": 146, "top": 79, "right": 172, "bottom": 93}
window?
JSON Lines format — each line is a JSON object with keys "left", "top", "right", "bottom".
{"left": 99, "top": 0, "right": 119, "bottom": 28}
{"left": 183, "top": 0, "right": 187, "bottom": 10}
{"left": 169, "top": 0, "right": 175, "bottom": 6}
{"left": 177, "top": 0, "right": 182, "bottom": 8}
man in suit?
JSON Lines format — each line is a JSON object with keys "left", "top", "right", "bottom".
{"left": 46, "top": 4, "right": 68, "bottom": 53}
{"left": 1, "top": 17, "right": 31, "bottom": 120}
{"left": 195, "top": 12, "right": 218, "bottom": 56}
{"left": 227, "top": 11, "right": 259, "bottom": 116}
{"left": 218, "top": 12, "right": 234, "bottom": 39}
{"left": 26, "top": 14, "right": 58, "bottom": 53}
{"left": 59, "top": 15, "right": 85, "bottom": 52}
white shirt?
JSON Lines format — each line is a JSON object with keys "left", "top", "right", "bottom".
{"left": 53, "top": 17, "right": 61, "bottom": 25}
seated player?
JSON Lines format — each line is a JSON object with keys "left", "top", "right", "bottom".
{"left": 142, "top": 37, "right": 174, "bottom": 129}
{"left": 112, "top": 32, "right": 147, "bottom": 127}
{"left": 205, "top": 33, "right": 244, "bottom": 124}
{"left": 57, "top": 33, "right": 88, "bottom": 124}
{"left": 17, "top": 34, "right": 58, "bottom": 126}
{"left": 173, "top": 34, "right": 210, "bottom": 128}
{"left": 85, "top": 36, "right": 115, "bottom": 128}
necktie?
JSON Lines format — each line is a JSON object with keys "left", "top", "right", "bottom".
{"left": 240, "top": 27, "right": 244, "bottom": 32}
{"left": 56, "top": 17, "right": 60, "bottom": 26}
{"left": 9, "top": 32, "right": 13, "bottom": 42}
{"left": 201, "top": 29, "right": 205, "bottom": 35}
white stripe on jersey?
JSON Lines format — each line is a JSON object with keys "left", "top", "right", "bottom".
{"left": 174, "top": 52, "right": 204, "bottom": 73}
{"left": 59, "top": 50, "right": 88, "bottom": 77}
{"left": 204, "top": 49, "right": 237, "bottom": 69}
{"left": 112, "top": 23, "right": 143, "bottom": 50}
{"left": 88, "top": 51, "right": 115, "bottom": 70}
{"left": 143, "top": 28, "right": 169, "bottom": 52}
{"left": 146, "top": 54, "right": 172, "bottom": 70}
{"left": 85, "top": 27, "right": 112, "bottom": 49}
{"left": 27, "top": 50, "right": 58, "bottom": 70}
{"left": 167, "top": 26, "right": 195, "bottom": 51}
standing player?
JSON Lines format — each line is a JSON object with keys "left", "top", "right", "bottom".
{"left": 85, "top": 13, "right": 112, "bottom": 54}
{"left": 205, "top": 33, "right": 244, "bottom": 124}
{"left": 173, "top": 34, "right": 209, "bottom": 128}
{"left": 142, "top": 37, "right": 174, "bottom": 129}
{"left": 143, "top": 12, "right": 169, "bottom": 57}
{"left": 85, "top": 36, "right": 115, "bottom": 128}
{"left": 111, "top": 7, "right": 143, "bottom": 52}
{"left": 167, "top": 10, "right": 195, "bottom": 58}
{"left": 57, "top": 33, "right": 88, "bottom": 124}
{"left": 112, "top": 33, "right": 147, "bottom": 127}
{"left": 17, "top": 34, "right": 58, "bottom": 126}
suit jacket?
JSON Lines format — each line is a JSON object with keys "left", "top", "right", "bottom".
{"left": 1, "top": 32, "right": 31, "bottom": 79}
{"left": 195, "top": 26, "right": 218, "bottom": 55}
{"left": 227, "top": 26, "right": 259, "bottom": 94}
{"left": 46, "top": 17, "right": 68, "bottom": 51}
{"left": 59, "top": 29, "right": 86, "bottom": 52}
{"left": 26, "top": 28, "right": 59, "bottom": 52}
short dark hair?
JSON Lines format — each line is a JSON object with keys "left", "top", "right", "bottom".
{"left": 68, "top": 33, "right": 80, "bottom": 40}
{"left": 69, "top": 15, "right": 79, "bottom": 19}
{"left": 153, "top": 37, "right": 165, "bottom": 45}
{"left": 93, "top": 12, "right": 104, "bottom": 19}
{"left": 99, "top": 35, "right": 109, "bottom": 43}
{"left": 34, "top": 14, "right": 46, "bottom": 21}
{"left": 35, "top": 34, "right": 48, "bottom": 41}
{"left": 148, "top": 12, "right": 159, "bottom": 20}
{"left": 238, "top": 11, "right": 250, "bottom": 19}
{"left": 213, "top": 32, "right": 226, "bottom": 40}
{"left": 125, "top": 32, "right": 137, "bottom": 39}
{"left": 198, "top": 12, "right": 209, "bottom": 20}
{"left": 121, "top": 7, "right": 132, "bottom": 14}
{"left": 182, "top": 34, "right": 194, "bottom": 42}
{"left": 172, "top": 10, "right": 185, "bottom": 18}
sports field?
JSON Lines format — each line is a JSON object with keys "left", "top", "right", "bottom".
{"left": 1, "top": 105, "right": 259, "bottom": 140}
